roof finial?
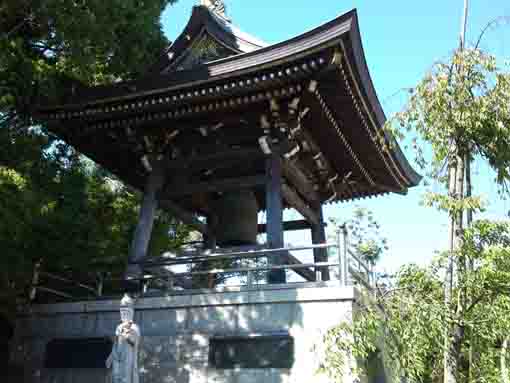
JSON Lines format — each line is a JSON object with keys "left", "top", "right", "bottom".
{"left": 200, "top": 0, "right": 227, "bottom": 19}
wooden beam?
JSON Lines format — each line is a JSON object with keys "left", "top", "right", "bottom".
{"left": 163, "top": 175, "right": 266, "bottom": 198}
{"left": 258, "top": 219, "right": 321, "bottom": 233}
{"left": 166, "top": 147, "right": 264, "bottom": 172}
{"left": 159, "top": 199, "right": 207, "bottom": 234}
{"left": 266, "top": 154, "right": 286, "bottom": 283}
{"left": 282, "top": 160, "right": 320, "bottom": 203}
{"left": 281, "top": 251, "right": 316, "bottom": 282}
{"left": 282, "top": 183, "right": 320, "bottom": 225}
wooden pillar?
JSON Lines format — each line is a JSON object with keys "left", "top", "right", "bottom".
{"left": 266, "top": 153, "right": 286, "bottom": 284}
{"left": 125, "top": 162, "right": 166, "bottom": 287}
{"left": 312, "top": 203, "right": 330, "bottom": 281}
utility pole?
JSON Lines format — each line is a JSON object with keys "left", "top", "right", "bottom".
{"left": 460, "top": 0, "right": 469, "bottom": 49}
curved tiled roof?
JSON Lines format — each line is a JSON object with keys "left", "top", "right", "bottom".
{"left": 36, "top": 8, "right": 421, "bottom": 205}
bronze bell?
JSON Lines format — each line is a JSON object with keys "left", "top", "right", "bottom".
{"left": 214, "top": 190, "right": 259, "bottom": 247}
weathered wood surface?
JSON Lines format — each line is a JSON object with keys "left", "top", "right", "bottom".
{"left": 265, "top": 154, "right": 286, "bottom": 283}
{"left": 281, "top": 183, "right": 319, "bottom": 225}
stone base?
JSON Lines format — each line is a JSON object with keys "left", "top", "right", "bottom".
{"left": 11, "top": 283, "right": 361, "bottom": 383}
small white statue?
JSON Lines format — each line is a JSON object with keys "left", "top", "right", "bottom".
{"left": 106, "top": 294, "right": 141, "bottom": 383}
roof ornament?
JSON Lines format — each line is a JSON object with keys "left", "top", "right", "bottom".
{"left": 200, "top": 0, "right": 228, "bottom": 19}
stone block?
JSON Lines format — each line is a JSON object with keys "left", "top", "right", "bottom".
{"left": 190, "top": 291, "right": 249, "bottom": 307}
{"left": 188, "top": 306, "right": 237, "bottom": 334}
{"left": 137, "top": 295, "right": 192, "bottom": 310}
{"left": 139, "top": 363, "right": 189, "bottom": 383}
{"left": 178, "top": 334, "right": 209, "bottom": 363}
{"left": 208, "top": 368, "right": 238, "bottom": 383}
{"left": 141, "top": 309, "right": 187, "bottom": 335}
{"left": 38, "top": 368, "right": 73, "bottom": 383}
{"left": 231, "top": 368, "right": 289, "bottom": 383}
{"left": 69, "top": 369, "right": 109, "bottom": 383}
{"left": 293, "top": 301, "right": 351, "bottom": 332}
{"left": 19, "top": 316, "right": 57, "bottom": 337}
{"left": 186, "top": 363, "right": 208, "bottom": 383}
{"left": 94, "top": 312, "right": 119, "bottom": 337}
{"left": 54, "top": 313, "right": 96, "bottom": 337}
{"left": 139, "top": 336, "right": 178, "bottom": 368}
{"left": 24, "top": 338, "right": 48, "bottom": 369}
{"left": 237, "top": 303, "right": 295, "bottom": 333}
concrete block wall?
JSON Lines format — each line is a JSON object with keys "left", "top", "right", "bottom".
{"left": 11, "top": 283, "right": 357, "bottom": 383}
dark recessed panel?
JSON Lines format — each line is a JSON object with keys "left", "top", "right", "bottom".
{"left": 45, "top": 338, "right": 113, "bottom": 369}
{"left": 209, "top": 335, "right": 294, "bottom": 369}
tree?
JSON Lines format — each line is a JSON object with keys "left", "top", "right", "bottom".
{"left": 1, "top": 0, "right": 176, "bottom": 130}
{"left": 321, "top": 220, "right": 510, "bottom": 383}
{"left": 0, "top": 129, "right": 190, "bottom": 318}
{"left": 0, "top": 0, "right": 192, "bottom": 318}
{"left": 320, "top": 35, "right": 510, "bottom": 383}
{"left": 381, "top": 44, "right": 510, "bottom": 382}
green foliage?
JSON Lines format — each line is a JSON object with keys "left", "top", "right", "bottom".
{"left": 389, "top": 49, "right": 510, "bottom": 192}
{"left": 320, "top": 220, "right": 510, "bottom": 383}
{"left": 332, "top": 207, "right": 388, "bottom": 267}
{"left": 0, "top": 0, "right": 176, "bottom": 128}
{"left": 0, "top": 129, "right": 190, "bottom": 316}
{"left": 0, "top": 0, "right": 186, "bottom": 317}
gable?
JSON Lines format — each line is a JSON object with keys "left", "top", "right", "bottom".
{"left": 167, "top": 31, "right": 237, "bottom": 72}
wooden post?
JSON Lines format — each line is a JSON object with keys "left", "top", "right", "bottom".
{"left": 125, "top": 162, "right": 166, "bottom": 288}
{"left": 266, "top": 153, "right": 286, "bottom": 284}
{"left": 311, "top": 203, "right": 329, "bottom": 281}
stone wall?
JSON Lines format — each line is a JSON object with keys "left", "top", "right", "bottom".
{"left": 11, "top": 283, "right": 357, "bottom": 383}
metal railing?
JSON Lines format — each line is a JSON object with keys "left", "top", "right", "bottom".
{"left": 29, "top": 228, "right": 374, "bottom": 302}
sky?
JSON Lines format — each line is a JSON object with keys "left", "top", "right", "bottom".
{"left": 161, "top": 1, "right": 510, "bottom": 273}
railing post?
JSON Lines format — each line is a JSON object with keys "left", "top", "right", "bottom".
{"left": 29, "top": 260, "right": 42, "bottom": 302}
{"left": 167, "top": 275, "right": 174, "bottom": 291}
{"left": 96, "top": 272, "right": 104, "bottom": 297}
{"left": 247, "top": 270, "right": 254, "bottom": 287}
{"left": 340, "top": 227, "right": 349, "bottom": 286}
{"left": 337, "top": 230, "right": 345, "bottom": 286}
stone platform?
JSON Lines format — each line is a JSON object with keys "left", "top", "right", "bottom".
{"left": 11, "top": 283, "right": 358, "bottom": 383}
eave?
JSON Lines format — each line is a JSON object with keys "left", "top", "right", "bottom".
{"left": 35, "top": 9, "right": 421, "bottom": 206}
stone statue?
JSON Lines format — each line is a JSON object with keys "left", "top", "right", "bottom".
{"left": 106, "top": 294, "right": 141, "bottom": 383}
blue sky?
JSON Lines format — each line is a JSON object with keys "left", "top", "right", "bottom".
{"left": 161, "top": 1, "right": 510, "bottom": 272}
